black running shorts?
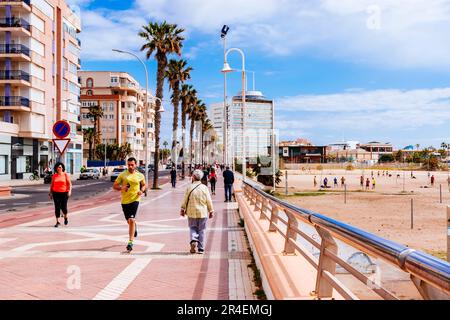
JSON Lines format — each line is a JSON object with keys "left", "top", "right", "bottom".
{"left": 121, "top": 201, "right": 139, "bottom": 220}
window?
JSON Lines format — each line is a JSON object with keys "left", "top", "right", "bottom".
{"left": 109, "top": 103, "right": 114, "bottom": 111}
{"left": 108, "top": 114, "right": 114, "bottom": 120}
{"left": 0, "top": 155, "right": 7, "bottom": 175}
{"left": 86, "top": 78, "right": 93, "bottom": 87}
{"left": 69, "top": 62, "right": 77, "bottom": 75}
{"left": 86, "top": 90, "right": 93, "bottom": 96}
{"left": 111, "top": 76, "right": 118, "bottom": 84}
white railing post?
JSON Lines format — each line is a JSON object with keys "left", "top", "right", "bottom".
{"left": 314, "top": 226, "right": 338, "bottom": 299}
{"left": 283, "top": 209, "right": 298, "bottom": 255}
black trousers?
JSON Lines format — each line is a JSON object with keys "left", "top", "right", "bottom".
{"left": 210, "top": 180, "right": 216, "bottom": 193}
{"left": 52, "top": 192, "right": 68, "bottom": 218}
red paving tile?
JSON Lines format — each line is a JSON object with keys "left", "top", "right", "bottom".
{"left": 0, "top": 174, "right": 236, "bottom": 300}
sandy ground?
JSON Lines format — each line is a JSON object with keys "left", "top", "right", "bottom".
{"left": 276, "top": 169, "right": 449, "bottom": 257}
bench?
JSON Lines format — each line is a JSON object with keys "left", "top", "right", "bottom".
{"left": 0, "top": 186, "right": 12, "bottom": 197}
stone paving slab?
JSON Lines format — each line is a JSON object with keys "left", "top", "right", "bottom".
{"left": 0, "top": 174, "right": 255, "bottom": 300}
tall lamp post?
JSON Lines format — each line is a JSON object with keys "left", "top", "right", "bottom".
{"left": 221, "top": 25, "right": 229, "bottom": 167}
{"left": 222, "top": 47, "right": 246, "bottom": 182}
{"left": 112, "top": 49, "right": 150, "bottom": 193}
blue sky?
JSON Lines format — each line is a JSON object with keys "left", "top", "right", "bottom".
{"left": 70, "top": 0, "right": 450, "bottom": 149}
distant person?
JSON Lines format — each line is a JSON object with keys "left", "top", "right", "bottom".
{"left": 430, "top": 175, "right": 435, "bottom": 186}
{"left": 333, "top": 177, "right": 338, "bottom": 187}
{"left": 180, "top": 170, "right": 214, "bottom": 254}
{"left": 365, "top": 178, "right": 370, "bottom": 190}
{"left": 223, "top": 166, "right": 235, "bottom": 202}
{"left": 201, "top": 168, "right": 209, "bottom": 186}
{"left": 313, "top": 176, "right": 317, "bottom": 188}
{"left": 323, "top": 177, "right": 328, "bottom": 188}
{"left": 341, "top": 176, "right": 345, "bottom": 187}
{"left": 170, "top": 167, "right": 177, "bottom": 188}
{"left": 427, "top": 172, "right": 430, "bottom": 178}
{"left": 360, "top": 176, "right": 364, "bottom": 188}
{"left": 49, "top": 162, "right": 72, "bottom": 228}
{"left": 208, "top": 168, "right": 217, "bottom": 195}
{"left": 371, "top": 171, "right": 374, "bottom": 177}
{"left": 411, "top": 171, "right": 414, "bottom": 178}
{"left": 372, "top": 177, "right": 376, "bottom": 189}
{"left": 377, "top": 171, "right": 380, "bottom": 177}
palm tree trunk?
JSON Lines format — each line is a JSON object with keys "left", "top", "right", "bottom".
{"left": 189, "top": 117, "right": 194, "bottom": 172}
{"left": 153, "top": 54, "right": 165, "bottom": 189}
{"left": 171, "top": 83, "right": 180, "bottom": 167}
{"left": 181, "top": 102, "right": 186, "bottom": 179}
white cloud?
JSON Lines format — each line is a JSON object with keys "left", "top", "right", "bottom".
{"left": 77, "top": 0, "right": 450, "bottom": 69}
{"left": 275, "top": 87, "right": 450, "bottom": 132}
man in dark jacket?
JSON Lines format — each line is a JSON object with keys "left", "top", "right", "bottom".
{"left": 170, "top": 167, "right": 177, "bottom": 188}
{"left": 222, "top": 166, "right": 234, "bottom": 202}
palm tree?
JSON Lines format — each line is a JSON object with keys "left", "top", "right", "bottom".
{"left": 202, "top": 119, "right": 214, "bottom": 165}
{"left": 139, "top": 21, "right": 185, "bottom": 189}
{"left": 166, "top": 59, "right": 192, "bottom": 169}
{"left": 180, "top": 84, "right": 196, "bottom": 178}
{"left": 83, "top": 128, "right": 95, "bottom": 161}
{"left": 188, "top": 98, "right": 201, "bottom": 168}
{"left": 162, "top": 140, "right": 169, "bottom": 163}
{"left": 195, "top": 102, "right": 207, "bottom": 165}
{"left": 415, "top": 143, "right": 420, "bottom": 151}
{"left": 87, "top": 104, "right": 104, "bottom": 149}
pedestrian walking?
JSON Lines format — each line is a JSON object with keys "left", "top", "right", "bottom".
{"left": 333, "top": 177, "right": 338, "bottom": 187}
{"left": 360, "top": 175, "right": 364, "bottom": 188}
{"left": 180, "top": 170, "right": 214, "bottom": 254}
{"left": 365, "top": 178, "right": 370, "bottom": 190}
{"left": 341, "top": 176, "right": 345, "bottom": 187}
{"left": 372, "top": 177, "right": 376, "bottom": 189}
{"left": 323, "top": 177, "right": 328, "bottom": 188}
{"left": 170, "top": 167, "right": 177, "bottom": 188}
{"left": 430, "top": 175, "right": 435, "bottom": 186}
{"left": 201, "top": 167, "right": 209, "bottom": 186}
{"left": 223, "top": 166, "right": 235, "bottom": 202}
{"left": 208, "top": 168, "right": 217, "bottom": 195}
{"left": 313, "top": 176, "right": 317, "bottom": 188}
{"left": 49, "top": 162, "right": 72, "bottom": 228}
{"left": 113, "top": 157, "right": 146, "bottom": 252}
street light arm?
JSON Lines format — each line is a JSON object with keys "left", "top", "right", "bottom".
{"left": 224, "top": 48, "right": 245, "bottom": 71}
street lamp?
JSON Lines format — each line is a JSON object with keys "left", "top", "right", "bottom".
{"left": 222, "top": 47, "right": 246, "bottom": 182}
{"left": 112, "top": 49, "right": 150, "bottom": 193}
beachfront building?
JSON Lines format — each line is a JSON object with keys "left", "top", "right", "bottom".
{"left": 228, "top": 90, "right": 274, "bottom": 166}
{"left": 79, "top": 71, "right": 156, "bottom": 166}
{"left": 0, "top": 0, "right": 82, "bottom": 181}
{"left": 279, "top": 139, "right": 327, "bottom": 163}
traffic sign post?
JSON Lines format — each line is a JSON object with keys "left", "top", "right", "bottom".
{"left": 52, "top": 121, "right": 71, "bottom": 164}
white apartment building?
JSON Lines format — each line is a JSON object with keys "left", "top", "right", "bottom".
{"left": 0, "top": 0, "right": 82, "bottom": 181}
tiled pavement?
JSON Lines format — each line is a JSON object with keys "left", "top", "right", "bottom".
{"left": 0, "top": 175, "right": 256, "bottom": 300}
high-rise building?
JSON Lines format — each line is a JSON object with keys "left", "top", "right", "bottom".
{"left": 0, "top": 0, "right": 82, "bottom": 181}
{"left": 78, "top": 71, "right": 156, "bottom": 166}
{"left": 229, "top": 90, "right": 274, "bottom": 163}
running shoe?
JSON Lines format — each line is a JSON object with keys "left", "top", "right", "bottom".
{"left": 197, "top": 249, "right": 205, "bottom": 254}
{"left": 64, "top": 217, "right": 68, "bottom": 226}
{"left": 54, "top": 222, "right": 61, "bottom": 228}
{"left": 126, "top": 242, "right": 133, "bottom": 252}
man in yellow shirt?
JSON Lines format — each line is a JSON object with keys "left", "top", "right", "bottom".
{"left": 113, "top": 157, "right": 146, "bottom": 252}
{"left": 180, "top": 169, "right": 214, "bottom": 254}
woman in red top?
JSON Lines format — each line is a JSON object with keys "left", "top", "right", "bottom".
{"left": 49, "top": 162, "right": 72, "bottom": 227}
{"left": 208, "top": 168, "right": 217, "bottom": 195}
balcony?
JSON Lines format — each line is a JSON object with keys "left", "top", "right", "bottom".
{"left": 0, "top": 70, "right": 30, "bottom": 85}
{"left": 0, "top": 44, "right": 30, "bottom": 61}
{"left": 0, "top": 18, "right": 31, "bottom": 35}
{"left": 0, "top": 0, "right": 31, "bottom": 11}
{"left": 0, "top": 96, "right": 30, "bottom": 111}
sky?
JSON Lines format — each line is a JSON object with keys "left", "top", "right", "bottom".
{"left": 68, "top": 0, "right": 450, "bottom": 149}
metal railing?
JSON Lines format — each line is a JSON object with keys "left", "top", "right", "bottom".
{"left": 0, "top": 70, "right": 30, "bottom": 81}
{"left": 241, "top": 179, "right": 450, "bottom": 300}
{"left": 0, "top": 0, "right": 30, "bottom": 5}
{"left": 0, "top": 18, "right": 31, "bottom": 31}
{"left": 0, "top": 96, "right": 30, "bottom": 107}
{"left": 0, "top": 44, "right": 30, "bottom": 56}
